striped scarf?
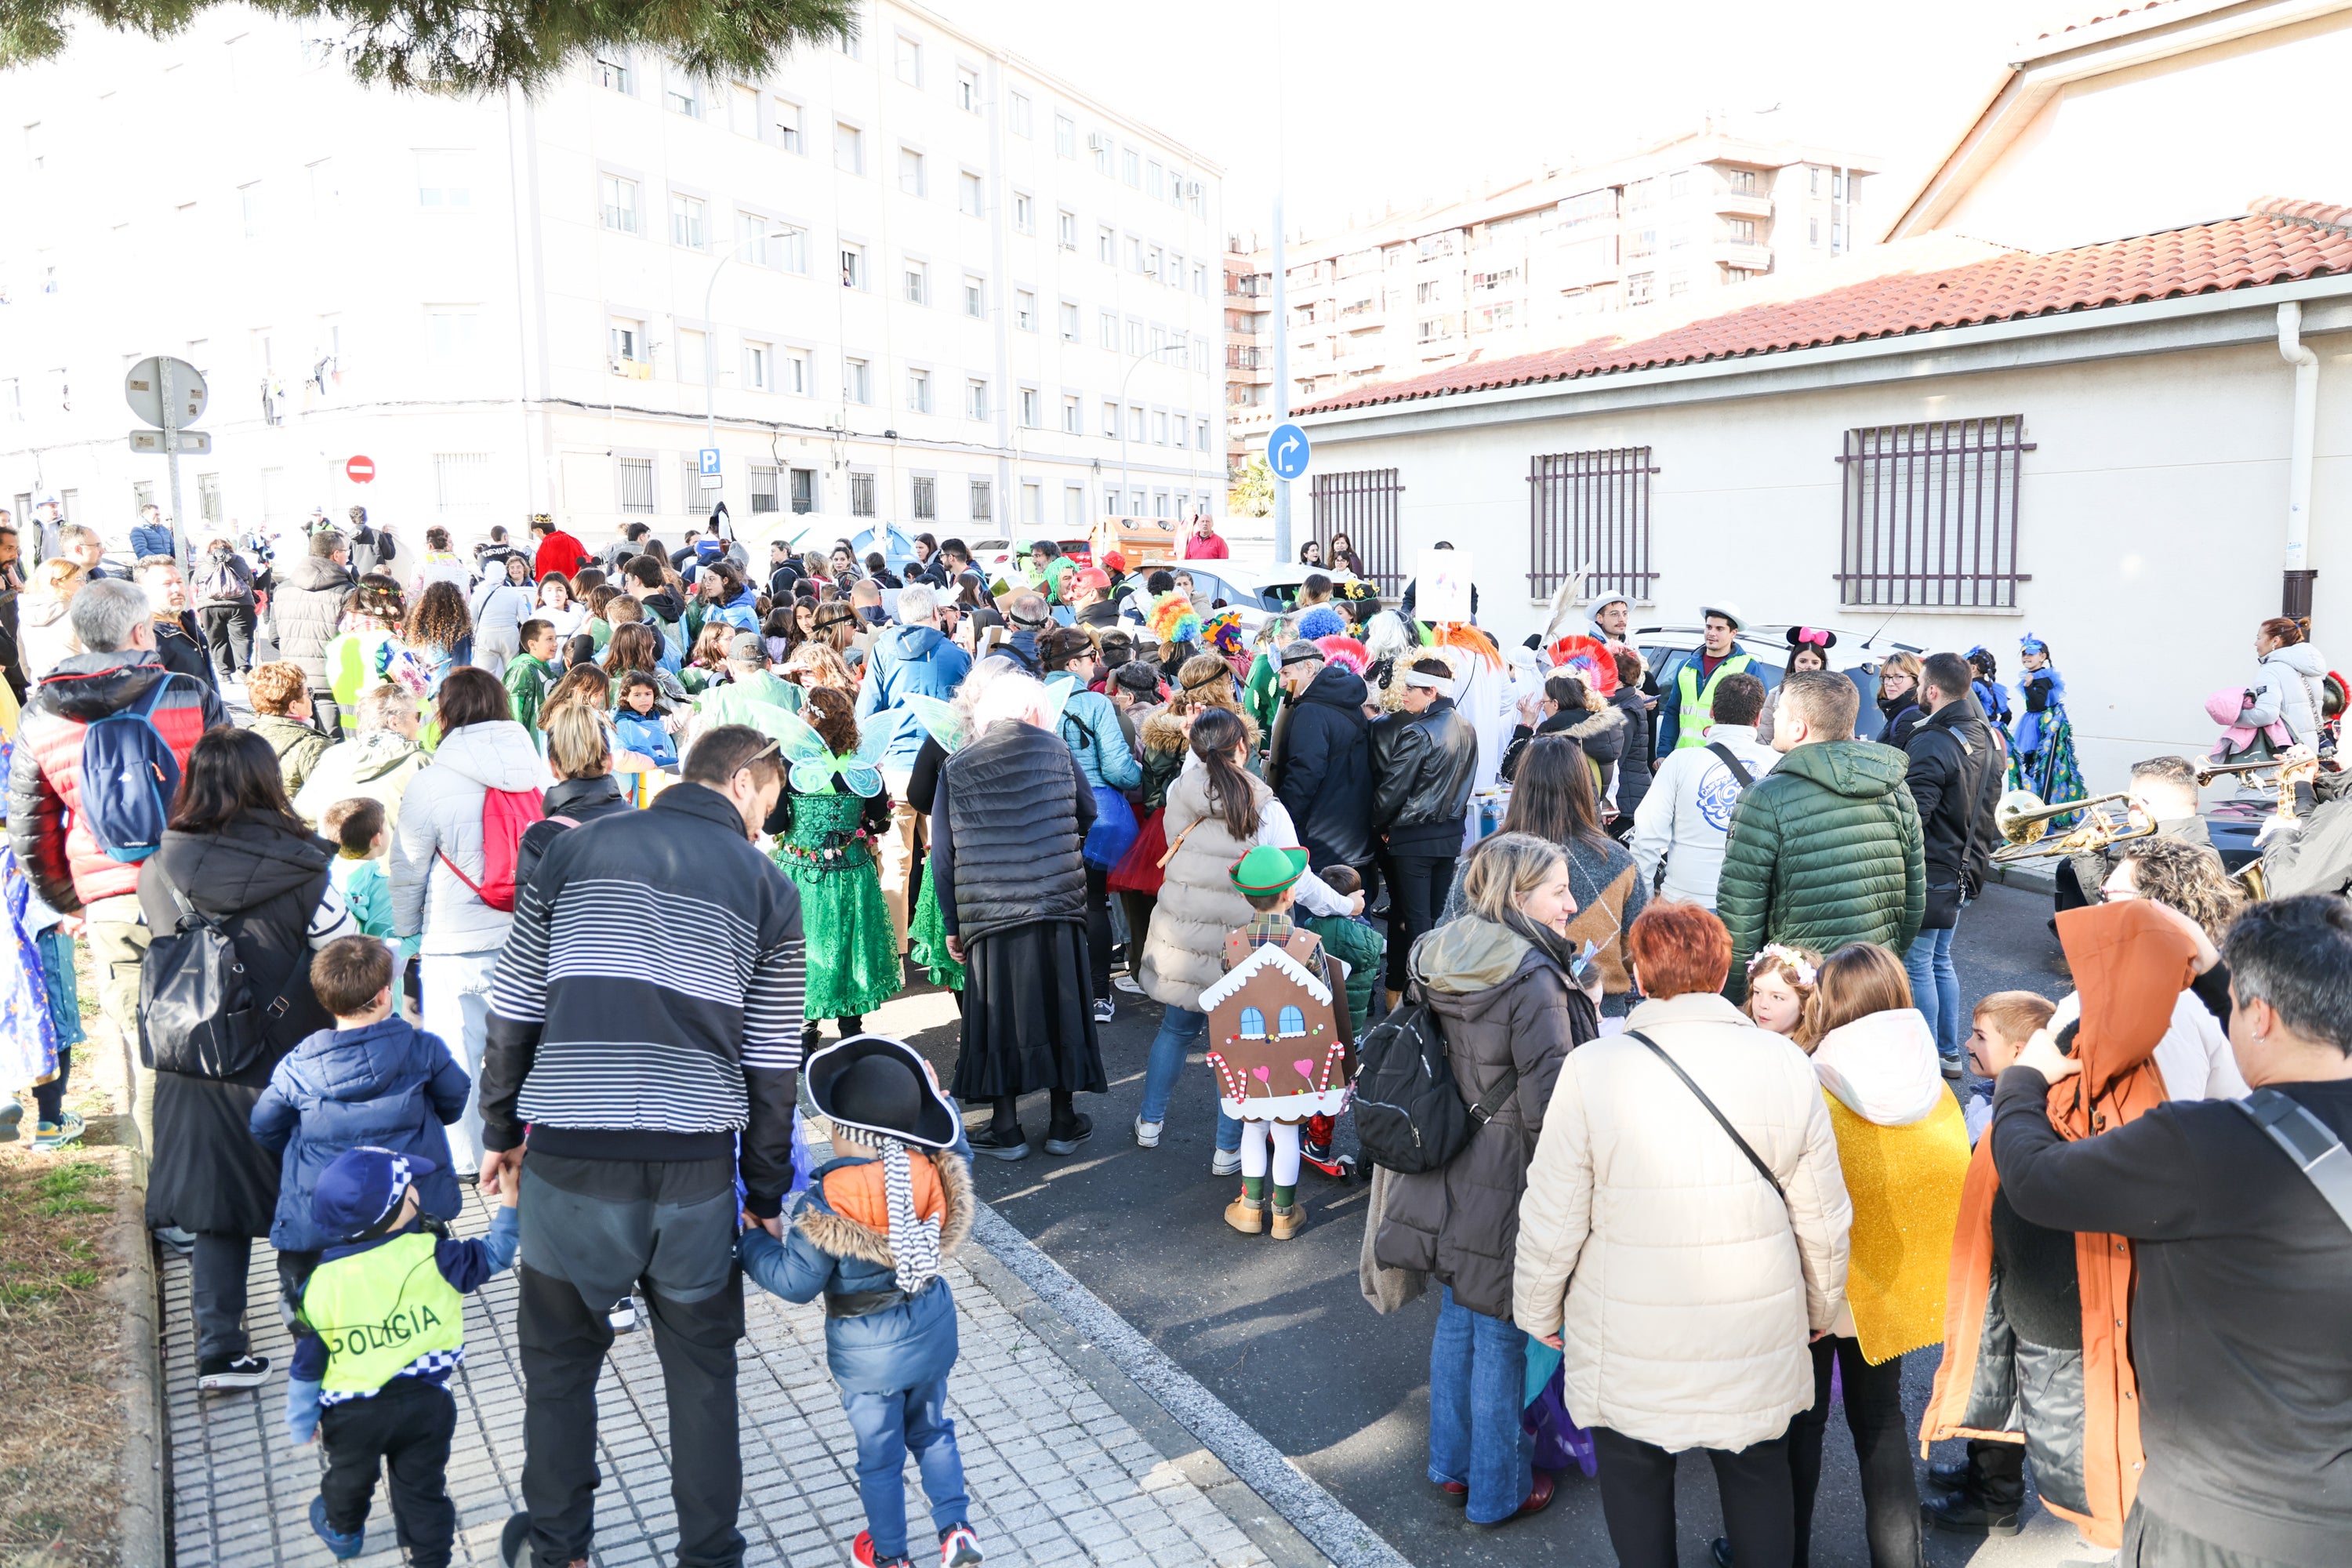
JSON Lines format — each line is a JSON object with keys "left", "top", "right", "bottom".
{"left": 881, "top": 1140, "right": 942, "bottom": 1295}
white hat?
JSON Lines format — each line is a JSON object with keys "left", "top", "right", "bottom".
{"left": 1588, "top": 592, "right": 1632, "bottom": 615}
{"left": 1699, "top": 601, "right": 1748, "bottom": 632}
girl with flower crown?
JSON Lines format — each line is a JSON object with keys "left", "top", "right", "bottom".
{"left": 1744, "top": 942, "right": 1824, "bottom": 1041}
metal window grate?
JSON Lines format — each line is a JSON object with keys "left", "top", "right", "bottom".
{"left": 1526, "top": 447, "right": 1659, "bottom": 601}
{"left": 615, "top": 456, "right": 655, "bottom": 514}
{"left": 1310, "top": 468, "right": 1404, "bottom": 597}
{"left": 434, "top": 452, "right": 493, "bottom": 516}
{"left": 1835, "top": 416, "right": 2034, "bottom": 608}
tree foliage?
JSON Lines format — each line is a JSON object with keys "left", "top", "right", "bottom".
{"left": 0, "top": 0, "right": 857, "bottom": 95}
{"left": 1228, "top": 454, "right": 1273, "bottom": 518}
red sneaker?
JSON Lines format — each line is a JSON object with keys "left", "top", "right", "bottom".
{"left": 853, "top": 1532, "right": 911, "bottom": 1568}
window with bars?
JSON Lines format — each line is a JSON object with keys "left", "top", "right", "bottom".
{"left": 1836, "top": 416, "right": 2034, "bottom": 609}
{"left": 1311, "top": 469, "right": 1404, "bottom": 596}
{"left": 434, "top": 452, "right": 493, "bottom": 516}
{"left": 750, "top": 466, "right": 779, "bottom": 513}
{"left": 615, "top": 456, "right": 655, "bottom": 514}
{"left": 1526, "top": 448, "right": 1659, "bottom": 601}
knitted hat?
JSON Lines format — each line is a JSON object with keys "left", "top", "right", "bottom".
{"left": 1229, "top": 844, "right": 1309, "bottom": 895}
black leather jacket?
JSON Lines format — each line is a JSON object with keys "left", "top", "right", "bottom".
{"left": 1370, "top": 697, "right": 1479, "bottom": 848}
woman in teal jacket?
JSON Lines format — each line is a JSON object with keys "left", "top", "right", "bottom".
{"left": 1042, "top": 627, "right": 1142, "bottom": 1018}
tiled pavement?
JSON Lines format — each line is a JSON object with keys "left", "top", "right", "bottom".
{"left": 159, "top": 1183, "right": 1283, "bottom": 1568}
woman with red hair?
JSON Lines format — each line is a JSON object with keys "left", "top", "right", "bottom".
{"left": 1513, "top": 899, "right": 1853, "bottom": 1568}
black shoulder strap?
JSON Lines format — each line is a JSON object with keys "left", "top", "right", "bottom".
{"left": 2236, "top": 1088, "right": 2352, "bottom": 1234}
{"left": 1624, "top": 1029, "right": 1785, "bottom": 1201}
{"left": 1704, "top": 741, "right": 1754, "bottom": 789}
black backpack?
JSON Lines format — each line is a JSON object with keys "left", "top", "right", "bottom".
{"left": 138, "top": 872, "right": 310, "bottom": 1080}
{"left": 1351, "top": 989, "right": 1514, "bottom": 1174}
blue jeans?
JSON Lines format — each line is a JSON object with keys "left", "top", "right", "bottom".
{"left": 1428, "top": 1285, "right": 1533, "bottom": 1523}
{"left": 1904, "top": 924, "right": 1962, "bottom": 1068}
{"left": 841, "top": 1374, "right": 967, "bottom": 1559}
{"left": 1138, "top": 1006, "right": 1241, "bottom": 1150}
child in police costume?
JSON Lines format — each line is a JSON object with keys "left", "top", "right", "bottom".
{"left": 739, "top": 1036, "right": 985, "bottom": 1568}
{"left": 285, "top": 1146, "right": 521, "bottom": 1564}
{"left": 1200, "top": 846, "right": 1356, "bottom": 1240}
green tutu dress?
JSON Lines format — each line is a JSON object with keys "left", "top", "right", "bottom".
{"left": 771, "top": 790, "right": 903, "bottom": 1020}
{"left": 907, "top": 869, "right": 966, "bottom": 991}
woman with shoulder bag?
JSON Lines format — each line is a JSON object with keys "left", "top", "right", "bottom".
{"left": 1511, "top": 901, "right": 1852, "bottom": 1568}
{"left": 140, "top": 726, "right": 360, "bottom": 1392}
{"left": 1374, "top": 833, "right": 1599, "bottom": 1526}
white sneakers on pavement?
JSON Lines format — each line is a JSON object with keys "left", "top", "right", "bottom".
{"left": 1132, "top": 1116, "right": 1161, "bottom": 1148}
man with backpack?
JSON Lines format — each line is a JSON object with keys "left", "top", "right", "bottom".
{"left": 1901, "top": 652, "right": 2005, "bottom": 1078}
{"left": 5, "top": 576, "right": 227, "bottom": 1171}
{"left": 1630, "top": 672, "right": 1774, "bottom": 909}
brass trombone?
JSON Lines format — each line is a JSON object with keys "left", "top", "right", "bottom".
{"left": 1991, "top": 789, "right": 2157, "bottom": 863}
{"left": 2195, "top": 758, "right": 2286, "bottom": 787}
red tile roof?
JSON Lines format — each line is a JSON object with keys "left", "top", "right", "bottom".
{"left": 1295, "top": 206, "right": 2352, "bottom": 418}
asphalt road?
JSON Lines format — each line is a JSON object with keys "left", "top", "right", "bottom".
{"left": 861, "top": 879, "right": 2107, "bottom": 1568}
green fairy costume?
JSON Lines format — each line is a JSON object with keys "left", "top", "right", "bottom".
{"left": 764, "top": 708, "right": 904, "bottom": 1020}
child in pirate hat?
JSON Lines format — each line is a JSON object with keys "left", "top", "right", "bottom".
{"left": 285, "top": 1145, "right": 521, "bottom": 1565}
{"left": 739, "top": 1036, "right": 983, "bottom": 1568}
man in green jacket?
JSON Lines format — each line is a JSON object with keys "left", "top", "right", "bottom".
{"left": 1717, "top": 670, "right": 1925, "bottom": 1002}
{"left": 692, "top": 633, "right": 804, "bottom": 734}
{"left": 503, "top": 619, "right": 558, "bottom": 739}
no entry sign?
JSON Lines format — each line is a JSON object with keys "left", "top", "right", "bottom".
{"left": 346, "top": 455, "right": 376, "bottom": 484}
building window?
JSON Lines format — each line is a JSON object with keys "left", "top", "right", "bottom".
{"left": 841, "top": 244, "right": 866, "bottom": 289}
{"left": 791, "top": 467, "right": 816, "bottom": 511}
{"left": 1152, "top": 410, "right": 1168, "bottom": 445}
{"left": 835, "top": 123, "right": 863, "bottom": 175}
{"left": 1012, "top": 191, "right": 1033, "bottom": 233}
{"left": 1195, "top": 418, "right": 1209, "bottom": 451}
{"left": 600, "top": 174, "right": 639, "bottom": 234}
{"left": 676, "top": 329, "right": 707, "bottom": 386}
{"left": 895, "top": 34, "right": 921, "bottom": 85}
{"left": 1309, "top": 468, "right": 1403, "bottom": 595}
{"left": 1527, "top": 447, "right": 1658, "bottom": 600}
{"left": 969, "top": 479, "right": 993, "bottom": 521}
{"left": 197, "top": 471, "right": 223, "bottom": 524}
{"left": 1625, "top": 271, "right": 1653, "bottom": 305}
{"left": 898, "top": 147, "right": 925, "bottom": 196}
{"left": 1727, "top": 167, "right": 1759, "bottom": 194}
{"left": 850, "top": 471, "right": 876, "bottom": 517}
{"left": 1126, "top": 320, "right": 1145, "bottom": 356}
{"left": 964, "top": 275, "right": 984, "bottom": 318}
{"left": 1146, "top": 161, "right": 1164, "bottom": 200}
{"left": 608, "top": 318, "right": 645, "bottom": 369}
{"left": 1010, "top": 93, "right": 1032, "bottom": 136}
{"left": 670, "top": 193, "right": 705, "bottom": 248}
{"left": 1058, "top": 301, "right": 1079, "bottom": 341}
{"left": 737, "top": 212, "right": 776, "bottom": 265}
{"left": 966, "top": 379, "right": 988, "bottom": 419}
{"left": 957, "top": 67, "right": 979, "bottom": 111}
{"left": 616, "top": 456, "right": 655, "bottom": 514}
{"left": 959, "top": 170, "right": 983, "bottom": 216}
{"left": 1126, "top": 235, "right": 1144, "bottom": 272}
{"left": 1127, "top": 404, "right": 1142, "bottom": 440}
{"left": 1101, "top": 400, "right": 1117, "bottom": 437}
{"left": 1840, "top": 416, "right": 2033, "bottom": 609}
{"left": 597, "top": 56, "right": 632, "bottom": 93}
{"left": 912, "top": 475, "right": 936, "bottom": 520}
{"left": 415, "top": 151, "right": 471, "bottom": 211}
{"left": 750, "top": 466, "right": 779, "bottom": 512}
{"left": 666, "top": 79, "right": 699, "bottom": 117}
{"left": 1121, "top": 147, "right": 1140, "bottom": 187}
{"left": 775, "top": 102, "right": 804, "bottom": 154}
{"left": 904, "top": 260, "right": 927, "bottom": 304}
{"left": 424, "top": 307, "right": 480, "bottom": 365}
{"left": 1725, "top": 218, "right": 1756, "bottom": 245}
{"left": 785, "top": 348, "right": 810, "bottom": 394}
{"left": 1192, "top": 263, "right": 1208, "bottom": 297}
{"left": 1092, "top": 132, "right": 1112, "bottom": 176}
{"left": 769, "top": 226, "right": 806, "bottom": 272}
{"left": 1057, "top": 210, "right": 1077, "bottom": 249}
{"left": 844, "top": 357, "right": 872, "bottom": 403}
{"left": 907, "top": 368, "right": 931, "bottom": 412}
{"left": 743, "top": 342, "right": 771, "bottom": 390}
{"left": 1055, "top": 114, "right": 1076, "bottom": 157}
{"left": 1810, "top": 216, "right": 1822, "bottom": 248}
{"left": 1098, "top": 310, "right": 1117, "bottom": 349}
{"left": 1019, "top": 387, "right": 1040, "bottom": 426}
{"left": 1097, "top": 225, "right": 1115, "bottom": 265}
{"left": 1014, "top": 289, "right": 1036, "bottom": 331}
{"left": 1062, "top": 394, "right": 1081, "bottom": 433}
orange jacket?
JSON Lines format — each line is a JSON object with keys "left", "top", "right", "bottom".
{"left": 1918, "top": 900, "right": 2197, "bottom": 1548}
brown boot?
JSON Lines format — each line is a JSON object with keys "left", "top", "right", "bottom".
{"left": 1269, "top": 1201, "right": 1305, "bottom": 1240}
{"left": 1223, "top": 1192, "right": 1265, "bottom": 1235}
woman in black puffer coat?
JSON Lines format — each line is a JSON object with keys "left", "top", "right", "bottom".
{"left": 140, "top": 726, "right": 359, "bottom": 1391}
{"left": 1607, "top": 646, "right": 1656, "bottom": 826}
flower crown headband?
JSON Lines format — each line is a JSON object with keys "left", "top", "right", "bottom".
{"left": 1746, "top": 944, "right": 1817, "bottom": 987}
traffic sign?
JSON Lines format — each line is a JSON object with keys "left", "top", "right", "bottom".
{"left": 1267, "top": 423, "right": 1312, "bottom": 481}
{"left": 125, "top": 358, "right": 207, "bottom": 427}
{"left": 346, "top": 456, "right": 376, "bottom": 484}
{"left": 129, "top": 429, "right": 211, "bottom": 455}
{"left": 699, "top": 447, "right": 722, "bottom": 476}
{"left": 699, "top": 474, "right": 724, "bottom": 491}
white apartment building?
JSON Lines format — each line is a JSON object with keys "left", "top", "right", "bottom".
{"left": 1222, "top": 122, "right": 1878, "bottom": 463}
{"left": 0, "top": 2, "right": 1226, "bottom": 557}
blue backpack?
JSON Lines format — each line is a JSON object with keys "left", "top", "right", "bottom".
{"left": 81, "top": 677, "right": 182, "bottom": 862}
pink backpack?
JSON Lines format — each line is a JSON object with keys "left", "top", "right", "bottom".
{"left": 437, "top": 787, "right": 546, "bottom": 913}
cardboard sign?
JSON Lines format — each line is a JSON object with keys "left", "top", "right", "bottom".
{"left": 1415, "top": 546, "right": 1472, "bottom": 623}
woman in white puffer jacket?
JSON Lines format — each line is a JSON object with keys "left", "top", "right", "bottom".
{"left": 389, "top": 666, "right": 550, "bottom": 1174}
{"left": 2245, "top": 615, "right": 2331, "bottom": 750}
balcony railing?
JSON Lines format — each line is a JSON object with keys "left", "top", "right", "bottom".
{"left": 1227, "top": 345, "right": 1268, "bottom": 370}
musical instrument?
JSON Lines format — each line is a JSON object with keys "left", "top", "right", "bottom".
{"left": 2195, "top": 758, "right": 2287, "bottom": 786}
{"left": 1991, "top": 789, "right": 2157, "bottom": 864}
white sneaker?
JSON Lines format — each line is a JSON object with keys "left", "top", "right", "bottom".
{"left": 1112, "top": 975, "right": 1145, "bottom": 996}
{"left": 1092, "top": 997, "right": 1116, "bottom": 1025}
{"left": 608, "top": 1298, "right": 639, "bottom": 1334}
{"left": 1133, "top": 1116, "right": 1162, "bottom": 1149}
{"left": 1210, "top": 1149, "right": 1241, "bottom": 1177}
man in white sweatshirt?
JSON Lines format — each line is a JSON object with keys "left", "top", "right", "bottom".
{"left": 1632, "top": 671, "right": 1776, "bottom": 908}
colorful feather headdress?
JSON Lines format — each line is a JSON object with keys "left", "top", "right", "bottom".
{"left": 1200, "top": 608, "right": 1247, "bottom": 659}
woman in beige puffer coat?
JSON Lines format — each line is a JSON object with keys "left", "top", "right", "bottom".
{"left": 1512, "top": 898, "right": 1851, "bottom": 1566}
{"left": 1132, "top": 707, "right": 1354, "bottom": 1160}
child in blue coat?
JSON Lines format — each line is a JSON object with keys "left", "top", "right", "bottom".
{"left": 739, "top": 1036, "right": 983, "bottom": 1568}
{"left": 251, "top": 937, "right": 470, "bottom": 1273}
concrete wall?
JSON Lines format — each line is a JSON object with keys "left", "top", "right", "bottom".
{"left": 1305, "top": 329, "right": 2352, "bottom": 793}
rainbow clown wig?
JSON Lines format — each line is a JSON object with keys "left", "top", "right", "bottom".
{"left": 1147, "top": 593, "right": 1203, "bottom": 648}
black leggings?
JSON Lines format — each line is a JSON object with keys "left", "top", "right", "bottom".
{"left": 989, "top": 1091, "right": 1080, "bottom": 1138}
{"left": 31, "top": 1041, "right": 69, "bottom": 1123}
{"left": 1788, "top": 1335, "right": 1920, "bottom": 1567}
{"left": 1381, "top": 850, "right": 1457, "bottom": 993}
{"left": 1592, "top": 1425, "right": 1793, "bottom": 1568}
{"left": 1085, "top": 864, "right": 1112, "bottom": 1000}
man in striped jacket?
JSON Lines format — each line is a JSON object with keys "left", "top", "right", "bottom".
{"left": 477, "top": 724, "right": 804, "bottom": 1568}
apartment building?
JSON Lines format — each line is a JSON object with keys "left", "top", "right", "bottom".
{"left": 0, "top": 1, "right": 1225, "bottom": 554}
{"left": 1219, "top": 122, "right": 1875, "bottom": 446}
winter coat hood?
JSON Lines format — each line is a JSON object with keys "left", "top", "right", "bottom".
{"left": 1298, "top": 661, "right": 1369, "bottom": 713}
{"left": 1414, "top": 916, "right": 1535, "bottom": 996}
{"left": 426, "top": 720, "right": 545, "bottom": 793}
{"left": 22, "top": 592, "right": 70, "bottom": 630}
{"left": 641, "top": 589, "right": 688, "bottom": 624}
{"left": 2263, "top": 641, "right": 2328, "bottom": 681}
{"left": 877, "top": 622, "right": 951, "bottom": 662}
{"left": 154, "top": 813, "right": 335, "bottom": 921}
{"left": 1773, "top": 737, "right": 1909, "bottom": 800}
{"left": 1810, "top": 1007, "right": 1946, "bottom": 1127}
{"left": 2055, "top": 897, "right": 2201, "bottom": 1106}
{"left": 282, "top": 552, "right": 350, "bottom": 593}
{"left": 343, "top": 729, "right": 426, "bottom": 783}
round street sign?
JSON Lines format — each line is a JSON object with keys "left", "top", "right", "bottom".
{"left": 346, "top": 456, "right": 376, "bottom": 484}
{"left": 1267, "top": 422, "right": 1312, "bottom": 481}
{"left": 124, "top": 357, "right": 208, "bottom": 428}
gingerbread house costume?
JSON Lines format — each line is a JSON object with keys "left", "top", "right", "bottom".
{"left": 1200, "top": 931, "right": 1353, "bottom": 1123}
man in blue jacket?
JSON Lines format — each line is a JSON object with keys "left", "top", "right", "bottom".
{"left": 858, "top": 583, "right": 972, "bottom": 949}
{"left": 130, "top": 503, "right": 177, "bottom": 563}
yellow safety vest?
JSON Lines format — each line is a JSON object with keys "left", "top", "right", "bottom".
{"left": 299, "top": 1230, "right": 465, "bottom": 1396}
{"left": 1673, "top": 653, "right": 1756, "bottom": 750}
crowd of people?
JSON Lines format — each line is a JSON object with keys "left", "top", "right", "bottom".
{"left": 0, "top": 497, "right": 2346, "bottom": 1568}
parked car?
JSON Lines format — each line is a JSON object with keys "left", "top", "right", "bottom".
{"left": 1632, "top": 622, "right": 1924, "bottom": 742}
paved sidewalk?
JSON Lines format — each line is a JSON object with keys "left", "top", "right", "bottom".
{"left": 161, "top": 1182, "right": 1284, "bottom": 1568}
